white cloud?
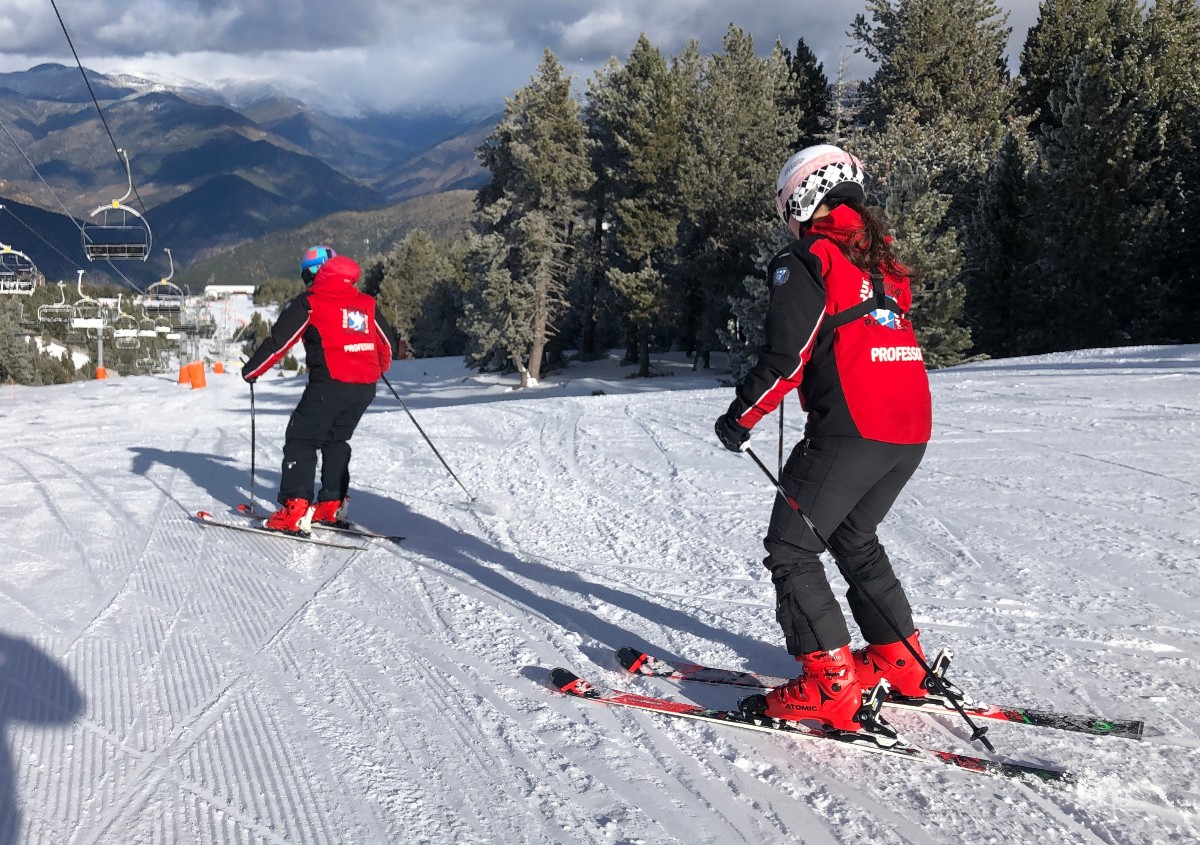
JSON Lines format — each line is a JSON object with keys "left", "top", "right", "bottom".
{"left": 0, "top": 1, "right": 1046, "bottom": 112}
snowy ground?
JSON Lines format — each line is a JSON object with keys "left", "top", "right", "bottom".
{"left": 0, "top": 346, "right": 1197, "bottom": 845}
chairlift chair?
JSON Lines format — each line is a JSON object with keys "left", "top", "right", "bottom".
{"left": 137, "top": 306, "right": 159, "bottom": 339}
{"left": 38, "top": 281, "right": 72, "bottom": 323}
{"left": 112, "top": 294, "right": 140, "bottom": 349}
{"left": 141, "top": 249, "right": 182, "bottom": 318}
{"left": 0, "top": 243, "right": 38, "bottom": 295}
{"left": 69, "top": 271, "right": 107, "bottom": 335}
{"left": 81, "top": 149, "right": 152, "bottom": 261}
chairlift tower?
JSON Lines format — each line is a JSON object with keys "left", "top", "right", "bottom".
{"left": 69, "top": 270, "right": 108, "bottom": 376}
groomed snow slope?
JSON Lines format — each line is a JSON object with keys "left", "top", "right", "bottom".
{"left": 0, "top": 347, "right": 1197, "bottom": 845}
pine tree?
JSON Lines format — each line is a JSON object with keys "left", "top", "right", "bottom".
{"left": 780, "top": 38, "right": 833, "bottom": 149}
{"left": 854, "top": 0, "right": 1014, "bottom": 128}
{"left": 0, "top": 307, "right": 35, "bottom": 384}
{"left": 1021, "top": 12, "right": 1168, "bottom": 352}
{"left": 1137, "top": 0, "right": 1200, "bottom": 342}
{"left": 411, "top": 238, "right": 470, "bottom": 358}
{"left": 467, "top": 50, "right": 590, "bottom": 387}
{"left": 961, "top": 128, "right": 1038, "bottom": 357}
{"left": 587, "top": 35, "right": 684, "bottom": 377}
{"left": 370, "top": 229, "right": 456, "bottom": 344}
{"left": 1018, "top": 0, "right": 1143, "bottom": 131}
{"left": 677, "top": 27, "right": 801, "bottom": 362}
{"left": 848, "top": 0, "right": 1018, "bottom": 365}
{"left": 719, "top": 229, "right": 792, "bottom": 383}
{"left": 882, "top": 159, "right": 974, "bottom": 367}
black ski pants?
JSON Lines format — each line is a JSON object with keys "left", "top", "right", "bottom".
{"left": 278, "top": 380, "right": 376, "bottom": 504}
{"left": 764, "top": 435, "right": 926, "bottom": 656}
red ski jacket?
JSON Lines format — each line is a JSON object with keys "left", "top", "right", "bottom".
{"left": 732, "top": 204, "right": 932, "bottom": 445}
{"left": 242, "top": 255, "right": 397, "bottom": 384}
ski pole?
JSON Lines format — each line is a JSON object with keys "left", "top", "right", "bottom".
{"left": 778, "top": 396, "right": 785, "bottom": 478}
{"left": 249, "top": 381, "right": 258, "bottom": 509}
{"left": 380, "top": 373, "right": 475, "bottom": 503}
{"left": 742, "top": 445, "right": 995, "bottom": 752}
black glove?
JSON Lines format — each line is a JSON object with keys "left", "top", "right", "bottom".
{"left": 715, "top": 411, "right": 751, "bottom": 453}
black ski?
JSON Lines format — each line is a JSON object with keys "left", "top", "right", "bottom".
{"left": 195, "top": 511, "right": 365, "bottom": 550}
{"left": 616, "top": 646, "right": 1143, "bottom": 740}
{"left": 236, "top": 503, "right": 404, "bottom": 543}
{"left": 549, "top": 668, "right": 1070, "bottom": 783}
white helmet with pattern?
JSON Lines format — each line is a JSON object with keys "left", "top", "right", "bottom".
{"left": 775, "top": 144, "right": 866, "bottom": 224}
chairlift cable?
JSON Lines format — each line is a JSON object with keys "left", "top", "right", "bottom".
{"left": 0, "top": 116, "right": 87, "bottom": 235}
{"left": 47, "top": 0, "right": 150, "bottom": 216}
{"left": 0, "top": 205, "right": 82, "bottom": 270}
{"left": 0, "top": 118, "right": 145, "bottom": 293}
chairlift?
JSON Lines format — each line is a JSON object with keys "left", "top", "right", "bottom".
{"left": 142, "top": 249, "right": 183, "bottom": 317}
{"left": 81, "top": 149, "right": 152, "bottom": 261}
{"left": 112, "top": 294, "right": 140, "bottom": 349}
{"left": 69, "top": 271, "right": 107, "bottom": 335}
{"left": 38, "top": 281, "right": 73, "bottom": 323}
{"left": 0, "top": 242, "right": 38, "bottom": 295}
{"left": 137, "top": 306, "right": 159, "bottom": 339}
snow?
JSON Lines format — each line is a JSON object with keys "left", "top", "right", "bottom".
{"left": 1, "top": 345, "right": 1198, "bottom": 845}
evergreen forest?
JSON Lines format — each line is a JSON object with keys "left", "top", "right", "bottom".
{"left": 366, "top": 0, "right": 1200, "bottom": 383}
{"left": 4, "top": 1, "right": 1196, "bottom": 388}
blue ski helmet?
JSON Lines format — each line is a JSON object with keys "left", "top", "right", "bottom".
{"left": 300, "top": 245, "right": 336, "bottom": 283}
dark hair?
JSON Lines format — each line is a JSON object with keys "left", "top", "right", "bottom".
{"left": 809, "top": 197, "right": 913, "bottom": 280}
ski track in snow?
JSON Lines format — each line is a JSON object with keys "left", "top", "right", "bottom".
{"left": 0, "top": 347, "right": 1197, "bottom": 844}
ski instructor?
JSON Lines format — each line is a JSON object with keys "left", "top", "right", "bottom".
{"left": 242, "top": 245, "right": 398, "bottom": 535}
{"left": 713, "top": 145, "right": 934, "bottom": 731}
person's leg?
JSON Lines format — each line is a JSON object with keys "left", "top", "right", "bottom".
{"left": 317, "top": 383, "right": 376, "bottom": 501}
{"left": 825, "top": 442, "right": 925, "bottom": 645}
{"left": 278, "top": 384, "right": 330, "bottom": 504}
{"left": 765, "top": 437, "right": 894, "bottom": 655}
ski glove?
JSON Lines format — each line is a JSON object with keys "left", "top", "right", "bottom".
{"left": 715, "top": 405, "right": 752, "bottom": 453}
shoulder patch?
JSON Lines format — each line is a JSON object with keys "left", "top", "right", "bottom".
{"left": 772, "top": 266, "right": 790, "bottom": 286}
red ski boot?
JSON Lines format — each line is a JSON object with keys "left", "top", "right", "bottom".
{"left": 264, "top": 498, "right": 312, "bottom": 534}
{"left": 310, "top": 497, "right": 348, "bottom": 527}
{"left": 761, "top": 646, "right": 865, "bottom": 731}
{"left": 854, "top": 631, "right": 929, "bottom": 698}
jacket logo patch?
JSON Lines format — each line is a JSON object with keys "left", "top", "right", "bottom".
{"left": 869, "top": 308, "right": 900, "bottom": 329}
{"left": 343, "top": 309, "right": 369, "bottom": 333}
{"left": 772, "top": 267, "right": 790, "bottom": 286}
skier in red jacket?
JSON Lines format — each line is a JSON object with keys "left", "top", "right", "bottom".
{"left": 714, "top": 145, "right": 934, "bottom": 731}
{"left": 243, "top": 246, "right": 398, "bottom": 534}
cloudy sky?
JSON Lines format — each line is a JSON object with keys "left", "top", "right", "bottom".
{"left": 0, "top": 1, "right": 1043, "bottom": 114}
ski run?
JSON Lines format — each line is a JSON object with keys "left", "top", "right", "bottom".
{"left": 1, "top": 346, "right": 1199, "bottom": 845}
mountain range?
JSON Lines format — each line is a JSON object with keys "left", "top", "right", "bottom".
{"left": 0, "top": 63, "right": 494, "bottom": 287}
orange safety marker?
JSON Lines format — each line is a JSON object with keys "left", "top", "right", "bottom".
{"left": 177, "top": 363, "right": 192, "bottom": 385}
{"left": 213, "top": 361, "right": 225, "bottom": 374}
{"left": 188, "top": 360, "right": 206, "bottom": 389}
{"left": 95, "top": 366, "right": 108, "bottom": 380}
